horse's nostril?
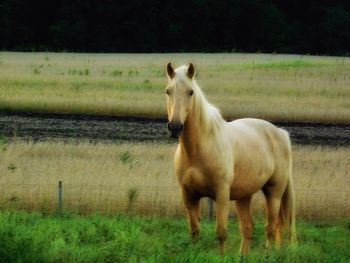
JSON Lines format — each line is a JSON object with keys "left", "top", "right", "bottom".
{"left": 167, "top": 122, "right": 184, "bottom": 138}
{"left": 168, "top": 122, "right": 183, "bottom": 132}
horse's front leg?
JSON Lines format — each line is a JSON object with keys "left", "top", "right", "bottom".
{"left": 215, "top": 185, "right": 231, "bottom": 255}
{"left": 182, "top": 190, "right": 201, "bottom": 241}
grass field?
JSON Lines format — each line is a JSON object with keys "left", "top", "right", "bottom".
{"left": 0, "top": 52, "right": 349, "bottom": 123}
{"left": 0, "top": 211, "right": 349, "bottom": 262}
{"left": 0, "top": 140, "right": 349, "bottom": 218}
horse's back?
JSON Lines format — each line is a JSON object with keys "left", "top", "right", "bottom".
{"left": 228, "top": 118, "right": 290, "bottom": 150}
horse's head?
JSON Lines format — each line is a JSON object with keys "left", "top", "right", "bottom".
{"left": 165, "top": 62, "right": 196, "bottom": 138}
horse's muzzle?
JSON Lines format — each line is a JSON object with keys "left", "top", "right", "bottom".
{"left": 167, "top": 122, "right": 183, "bottom": 139}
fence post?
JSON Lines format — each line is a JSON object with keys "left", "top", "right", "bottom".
{"left": 208, "top": 198, "right": 213, "bottom": 220}
{"left": 58, "top": 181, "right": 63, "bottom": 216}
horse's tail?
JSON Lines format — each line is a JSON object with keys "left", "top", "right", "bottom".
{"left": 280, "top": 174, "right": 297, "bottom": 244}
{"left": 279, "top": 130, "right": 297, "bottom": 244}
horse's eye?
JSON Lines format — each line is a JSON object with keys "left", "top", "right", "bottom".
{"left": 165, "top": 90, "right": 170, "bottom": 95}
{"left": 189, "top": 90, "right": 194, "bottom": 96}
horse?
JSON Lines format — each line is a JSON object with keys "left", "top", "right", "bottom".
{"left": 165, "top": 62, "right": 296, "bottom": 255}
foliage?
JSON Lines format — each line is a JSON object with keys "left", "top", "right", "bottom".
{"left": 0, "top": 1, "right": 349, "bottom": 55}
{"left": 0, "top": 211, "right": 349, "bottom": 262}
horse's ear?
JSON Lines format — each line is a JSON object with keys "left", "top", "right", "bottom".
{"left": 166, "top": 62, "right": 175, "bottom": 79}
{"left": 187, "top": 63, "right": 195, "bottom": 79}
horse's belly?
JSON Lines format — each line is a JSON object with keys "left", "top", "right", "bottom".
{"left": 229, "top": 183, "right": 263, "bottom": 200}
{"left": 229, "top": 168, "right": 271, "bottom": 200}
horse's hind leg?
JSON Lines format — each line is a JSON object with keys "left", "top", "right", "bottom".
{"left": 235, "top": 197, "right": 254, "bottom": 255}
{"left": 182, "top": 192, "right": 201, "bottom": 241}
{"left": 263, "top": 191, "right": 282, "bottom": 250}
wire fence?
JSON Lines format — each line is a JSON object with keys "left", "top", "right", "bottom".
{"left": 1, "top": 181, "right": 349, "bottom": 220}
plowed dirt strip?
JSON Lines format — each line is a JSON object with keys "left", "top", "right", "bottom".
{"left": 0, "top": 112, "right": 349, "bottom": 146}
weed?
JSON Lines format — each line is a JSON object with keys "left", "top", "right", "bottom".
{"left": 127, "top": 188, "right": 139, "bottom": 209}
{"left": 110, "top": 70, "right": 123, "bottom": 77}
{"left": 68, "top": 69, "right": 77, "bottom": 75}
{"left": 0, "top": 134, "right": 7, "bottom": 151}
{"left": 33, "top": 68, "right": 40, "bottom": 74}
{"left": 128, "top": 70, "right": 139, "bottom": 77}
{"left": 8, "top": 195, "right": 18, "bottom": 202}
{"left": 7, "top": 163, "right": 16, "bottom": 172}
{"left": 119, "top": 151, "right": 132, "bottom": 164}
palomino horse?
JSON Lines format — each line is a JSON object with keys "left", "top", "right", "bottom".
{"left": 165, "top": 63, "right": 296, "bottom": 254}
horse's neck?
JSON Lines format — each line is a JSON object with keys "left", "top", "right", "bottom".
{"left": 179, "top": 98, "right": 224, "bottom": 159}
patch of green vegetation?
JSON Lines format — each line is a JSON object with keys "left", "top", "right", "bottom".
{"left": 0, "top": 79, "right": 60, "bottom": 89}
{"left": 33, "top": 68, "right": 40, "bottom": 74}
{"left": 221, "top": 59, "right": 334, "bottom": 71}
{"left": 0, "top": 78, "right": 161, "bottom": 94}
{"left": 7, "top": 163, "right": 16, "bottom": 173}
{"left": 0, "top": 211, "right": 349, "bottom": 262}
{"left": 248, "top": 60, "right": 332, "bottom": 69}
{"left": 128, "top": 70, "right": 139, "bottom": 77}
{"left": 119, "top": 151, "right": 133, "bottom": 164}
{"left": 0, "top": 134, "right": 7, "bottom": 151}
{"left": 110, "top": 70, "right": 123, "bottom": 77}
{"left": 68, "top": 68, "right": 90, "bottom": 76}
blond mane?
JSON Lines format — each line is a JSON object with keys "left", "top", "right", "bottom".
{"left": 175, "top": 65, "right": 224, "bottom": 133}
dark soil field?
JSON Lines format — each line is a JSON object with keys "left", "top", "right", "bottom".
{"left": 0, "top": 112, "right": 349, "bottom": 146}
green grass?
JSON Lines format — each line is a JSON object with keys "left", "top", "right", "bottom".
{"left": 0, "top": 52, "right": 349, "bottom": 123}
{"left": 0, "top": 211, "right": 349, "bottom": 262}
{"left": 220, "top": 58, "right": 334, "bottom": 70}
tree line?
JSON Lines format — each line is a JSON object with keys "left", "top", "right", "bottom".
{"left": 0, "top": 0, "right": 349, "bottom": 55}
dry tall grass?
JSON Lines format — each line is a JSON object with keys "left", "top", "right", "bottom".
{"left": 0, "top": 140, "right": 349, "bottom": 219}
{"left": 0, "top": 52, "right": 349, "bottom": 123}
